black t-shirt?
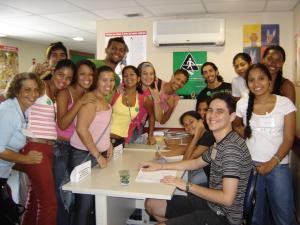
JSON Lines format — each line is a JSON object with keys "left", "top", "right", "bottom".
{"left": 196, "top": 131, "right": 214, "bottom": 147}
{"left": 195, "top": 82, "right": 232, "bottom": 110}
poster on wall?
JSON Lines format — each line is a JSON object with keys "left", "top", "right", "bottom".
{"left": 173, "top": 51, "right": 207, "bottom": 99}
{"left": 0, "top": 45, "right": 18, "bottom": 93}
{"left": 105, "top": 31, "right": 147, "bottom": 75}
{"left": 243, "top": 24, "right": 279, "bottom": 63}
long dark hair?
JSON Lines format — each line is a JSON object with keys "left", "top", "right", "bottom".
{"left": 244, "top": 63, "right": 272, "bottom": 138}
{"left": 263, "top": 45, "right": 285, "bottom": 95}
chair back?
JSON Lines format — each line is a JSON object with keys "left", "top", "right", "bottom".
{"left": 243, "top": 167, "right": 258, "bottom": 225}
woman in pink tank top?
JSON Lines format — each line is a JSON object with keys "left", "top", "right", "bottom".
{"left": 21, "top": 59, "right": 75, "bottom": 225}
{"left": 69, "top": 65, "right": 115, "bottom": 225}
{"left": 54, "top": 60, "right": 97, "bottom": 225}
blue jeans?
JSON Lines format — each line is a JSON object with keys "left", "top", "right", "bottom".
{"left": 53, "top": 139, "right": 73, "bottom": 225}
{"left": 70, "top": 147, "right": 98, "bottom": 225}
{"left": 252, "top": 163, "right": 298, "bottom": 225}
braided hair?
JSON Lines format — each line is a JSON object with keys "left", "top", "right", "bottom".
{"left": 244, "top": 63, "right": 272, "bottom": 138}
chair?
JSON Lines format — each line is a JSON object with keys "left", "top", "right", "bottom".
{"left": 243, "top": 167, "right": 258, "bottom": 225}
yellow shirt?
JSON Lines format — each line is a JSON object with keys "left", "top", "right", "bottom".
{"left": 111, "top": 94, "right": 139, "bottom": 137}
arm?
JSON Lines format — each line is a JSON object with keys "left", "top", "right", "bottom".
{"left": 0, "top": 149, "right": 42, "bottom": 164}
{"left": 189, "top": 145, "right": 209, "bottom": 160}
{"left": 143, "top": 97, "right": 156, "bottom": 145}
{"left": 150, "top": 87, "right": 163, "bottom": 122}
{"left": 257, "top": 111, "right": 296, "bottom": 175}
{"left": 57, "top": 91, "right": 96, "bottom": 130}
{"left": 76, "top": 103, "right": 108, "bottom": 168}
{"left": 233, "top": 116, "right": 245, "bottom": 138}
{"left": 281, "top": 80, "right": 296, "bottom": 104}
{"left": 160, "top": 96, "right": 177, "bottom": 125}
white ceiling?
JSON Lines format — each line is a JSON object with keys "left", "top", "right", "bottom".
{"left": 0, "top": 0, "right": 299, "bottom": 53}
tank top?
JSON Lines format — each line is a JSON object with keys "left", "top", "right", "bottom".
{"left": 56, "top": 88, "right": 76, "bottom": 139}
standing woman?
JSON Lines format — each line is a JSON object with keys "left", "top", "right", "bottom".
{"left": 235, "top": 63, "right": 297, "bottom": 225}
{"left": 21, "top": 59, "right": 75, "bottom": 225}
{"left": 263, "top": 45, "right": 295, "bottom": 103}
{"left": 0, "top": 73, "right": 43, "bottom": 223}
{"left": 70, "top": 65, "right": 115, "bottom": 225}
{"left": 54, "top": 60, "right": 96, "bottom": 225}
{"left": 110, "top": 65, "right": 153, "bottom": 146}
{"left": 231, "top": 52, "right": 252, "bottom": 100}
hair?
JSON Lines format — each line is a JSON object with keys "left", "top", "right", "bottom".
{"left": 232, "top": 52, "right": 252, "bottom": 65}
{"left": 90, "top": 65, "right": 114, "bottom": 91}
{"left": 207, "top": 92, "right": 236, "bottom": 115}
{"left": 137, "top": 61, "right": 157, "bottom": 89}
{"left": 122, "top": 65, "right": 143, "bottom": 93}
{"left": 179, "top": 110, "right": 201, "bottom": 126}
{"left": 46, "top": 42, "right": 68, "bottom": 60}
{"left": 262, "top": 45, "right": 286, "bottom": 95}
{"left": 106, "top": 37, "right": 129, "bottom": 53}
{"left": 174, "top": 68, "right": 189, "bottom": 83}
{"left": 5, "top": 72, "right": 42, "bottom": 99}
{"left": 72, "top": 59, "right": 96, "bottom": 85}
{"left": 244, "top": 63, "right": 272, "bottom": 138}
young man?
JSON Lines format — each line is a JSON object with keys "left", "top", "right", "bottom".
{"left": 90, "top": 36, "right": 128, "bottom": 88}
{"left": 142, "top": 93, "right": 252, "bottom": 225}
{"left": 196, "top": 62, "right": 231, "bottom": 111}
{"left": 29, "top": 42, "right": 68, "bottom": 80}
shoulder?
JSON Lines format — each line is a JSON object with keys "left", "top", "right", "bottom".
{"left": 221, "top": 82, "right": 232, "bottom": 88}
{"left": 275, "top": 95, "right": 296, "bottom": 114}
{"left": 221, "top": 132, "right": 248, "bottom": 155}
{"left": 0, "top": 99, "right": 19, "bottom": 121}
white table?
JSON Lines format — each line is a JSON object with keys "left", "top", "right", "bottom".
{"left": 63, "top": 148, "right": 184, "bottom": 225}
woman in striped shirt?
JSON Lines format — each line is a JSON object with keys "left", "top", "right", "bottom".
{"left": 21, "top": 59, "right": 75, "bottom": 225}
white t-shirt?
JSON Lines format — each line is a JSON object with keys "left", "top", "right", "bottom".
{"left": 236, "top": 95, "right": 296, "bottom": 164}
{"left": 231, "top": 76, "right": 248, "bottom": 98}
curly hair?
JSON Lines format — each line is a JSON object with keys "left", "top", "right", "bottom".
{"left": 5, "top": 72, "right": 42, "bottom": 99}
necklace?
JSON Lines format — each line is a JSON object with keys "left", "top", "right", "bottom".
{"left": 124, "top": 91, "right": 132, "bottom": 121}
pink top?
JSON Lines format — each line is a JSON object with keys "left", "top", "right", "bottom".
{"left": 56, "top": 88, "right": 76, "bottom": 139}
{"left": 24, "top": 93, "right": 57, "bottom": 140}
{"left": 70, "top": 107, "right": 112, "bottom": 152}
{"left": 159, "top": 80, "right": 180, "bottom": 112}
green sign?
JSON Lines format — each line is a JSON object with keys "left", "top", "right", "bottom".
{"left": 173, "top": 51, "right": 207, "bottom": 99}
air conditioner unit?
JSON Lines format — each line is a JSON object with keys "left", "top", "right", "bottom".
{"left": 153, "top": 18, "right": 225, "bottom": 47}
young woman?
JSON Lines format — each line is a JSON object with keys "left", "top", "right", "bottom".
{"left": 110, "top": 65, "right": 154, "bottom": 146}
{"left": 235, "top": 63, "right": 297, "bottom": 225}
{"left": 0, "top": 73, "right": 43, "bottom": 224}
{"left": 231, "top": 52, "right": 252, "bottom": 100}
{"left": 69, "top": 65, "right": 115, "bottom": 225}
{"left": 263, "top": 45, "right": 295, "bottom": 103}
{"left": 54, "top": 60, "right": 96, "bottom": 225}
{"left": 21, "top": 59, "right": 75, "bottom": 225}
{"left": 196, "top": 98, "right": 208, "bottom": 120}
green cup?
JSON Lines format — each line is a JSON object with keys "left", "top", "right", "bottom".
{"left": 119, "top": 169, "right": 130, "bottom": 185}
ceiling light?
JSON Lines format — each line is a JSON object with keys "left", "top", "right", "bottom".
{"left": 72, "top": 36, "right": 84, "bottom": 41}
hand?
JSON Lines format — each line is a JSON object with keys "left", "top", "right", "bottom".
{"left": 167, "top": 96, "right": 176, "bottom": 109}
{"left": 24, "top": 150, "right": 43, "bottom": 164}
{"left": 147, "top": 136, "right": 156, "bottom": 145}
{"left": 79, "top": 93, "right": 97, "bottom": 106}
{"left": 106, "top": 144, "right": 113, "bottom": 161}
{"left": 150, "top": 84, "right": 160, "bottom": 104}
{"left": 139, "top": 161, "right": 161, "bottom": 171}
{"left": 160, "top": 176, "right": 185, "bottom": 190}
{"left": 256, "top": 159, "right": 277, "bottom": 175}
{"left": 97, "top": 155, "right": 108, "bottom": 168}
{"left": 194, "top": 119, "right": 205, "bottom": 137}
{"left": 34, "top": 62, "right": 51, "bottom": 76}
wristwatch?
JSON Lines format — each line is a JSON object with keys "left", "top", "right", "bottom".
{"left": 186, "top": 181, "right": 193, "bottom": 192}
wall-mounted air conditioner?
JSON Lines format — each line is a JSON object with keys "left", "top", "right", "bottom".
{"left": 153, "top": 18, "right": 225, "bottom": 47}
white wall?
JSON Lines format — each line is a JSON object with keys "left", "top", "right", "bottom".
{"left": 0, "top": 37, "right": 47, "bottom": 72}
{"left": 96, "top": 12, "right": 294, "bottom": 127}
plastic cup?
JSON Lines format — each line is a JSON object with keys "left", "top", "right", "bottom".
{"left": 119, "top": 169, "right": 130, "bottom": 185}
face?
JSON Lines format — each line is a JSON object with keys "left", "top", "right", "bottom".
{"left": 122, "top": 68, "right": 139, "bottom": 89}
{"left": 197, "top": 101, "right": 208, "bottom": 119}
{"left": 76, "top": 64, "right": 94, "bottom": 89}
{"left": 263, "top": 49, "right": 284, "bottom": 75}
{"left": 182, "top": 115, "right": 198, "bottom": 135}
{"left": 52, "top": 67, "right": 73, "bottom": 90}
{"left": 234, "top": 57, "right": 250, "bottom": 78}
{"left": 49, "top": 49, "right": 67, "bottom": 67}
{"left": 97, "top": 71, "right": 115, "bottom": 96}
{"left": 202, "top": 65, "right": 218, "bottom": 84}
{"left": 170, "top": 73, "right": 187, "bottom": 91}
{"left": 140, "top": 66, "right": 155, "bottom": 87}
{"left": 105, "top": 41, "right": 127, "bottom": 65}
{"left": 206, "top": 99, "right": 234, "bottom": 133}
{"left": 17, "top": 79, "right": 40, "bottom": 112}
{"left": 247, "top": 68, "right": 271, "bottom": 97}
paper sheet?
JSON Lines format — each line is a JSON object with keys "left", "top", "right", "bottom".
{"left": 135, "top": 169, "right": 177, "bottom": 183}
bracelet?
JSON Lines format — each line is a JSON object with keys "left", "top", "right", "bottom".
{"left": 186, "top": 181, "right": 192, "bottom": 192}
{"left": 272, "top": 155, "right": 280, "bottom": 165}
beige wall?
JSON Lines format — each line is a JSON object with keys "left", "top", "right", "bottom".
{"left": 96, "top": 12, "right": 294, "bottom": 127}
{"left": 0, "top": 37, "right": 47, "bottom": 72}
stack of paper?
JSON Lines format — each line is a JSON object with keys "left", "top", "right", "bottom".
{"left": 135, "top": 169, "right": 177, "bottom": 183}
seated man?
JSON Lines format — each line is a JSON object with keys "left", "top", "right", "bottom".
{"left": 141, "top": 93, "right": 252, "bottom": 225}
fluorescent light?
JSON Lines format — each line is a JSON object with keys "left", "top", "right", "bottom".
{"left": 72, "top": 36, "right": 84, "bottom": 41}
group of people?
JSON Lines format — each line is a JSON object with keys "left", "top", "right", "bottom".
{"left": 0, "top": 38, "right": 297, "bottom": 225}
